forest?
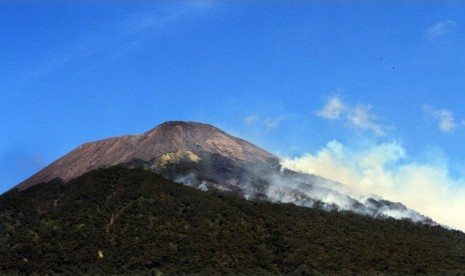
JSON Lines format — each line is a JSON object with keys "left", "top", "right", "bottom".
{"left": 1, "top": 166, "right": 465, "bottom": 274}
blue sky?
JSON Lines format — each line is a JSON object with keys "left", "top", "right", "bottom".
{"left": 1, "top": 1, "right": 465, "bottom": 229}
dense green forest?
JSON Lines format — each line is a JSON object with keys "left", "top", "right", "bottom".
{"left": 1, "top": 166, "right": 465, "bottom": 274}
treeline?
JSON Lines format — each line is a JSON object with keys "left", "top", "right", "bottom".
{"left": 1, "top": 166, "right": 465, "bottom": 274}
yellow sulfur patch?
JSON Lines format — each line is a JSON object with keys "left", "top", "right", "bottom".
{"left": 156, "top": 149, "right": 200, "bottom": 167}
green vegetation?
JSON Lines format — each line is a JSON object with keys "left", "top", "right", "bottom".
{"left": 1, "top": 166, "right": 465, "bottom": 274}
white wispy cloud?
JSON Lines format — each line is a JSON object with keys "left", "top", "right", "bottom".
{"left": 316, "top": 96, "right": 346, "bottom": 120}
{"left": 347, "top": 105, "right": 385, "bottom": 136}
{"left": 264, "top": 117, "right": 284, "bottom": 129}
{"left": 245, "top": 115, "right": 284, "bottom": 130}
{"left": 282, "top": 140, "right": 465, "bottom": 232}
{"left": 26, "top": 1, "right": 216, "bottom": 81}
{"left": 123, "top": 1, "right": 215, "bottom": 33}
{"left": 317, "top": 96, "right": 385, "bottom": 136}
{"left": 423, "top": 105, "right": 462, "bottom": 133}
{"left": 427, "top": 20, "right": 457, "bottom": 39}
{"left": 245, "top": 115, "right": 259, "bottom": 125}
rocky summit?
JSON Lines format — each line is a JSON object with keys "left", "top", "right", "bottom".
{"left": 15, "top": 121, "right": 277, "bottom": 191}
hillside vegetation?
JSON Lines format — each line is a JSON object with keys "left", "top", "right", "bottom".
{"left": 1, "top": 166, "right": 465, "bottom": 274}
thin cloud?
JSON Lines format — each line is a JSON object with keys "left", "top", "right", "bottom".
{"left": 347, "top": 105, "right": 385, "bottom": 136}
{"left": 317, "top": 96, "right": 385, "bottom": 136}
{"left": 26, "top": 1, "right": 216, "bottom": 81}
{"left": 264, "top": 117, "right": 284, "bottom": 129}
{"left": 245, "top": 115, "right": 259, "bottom": 125}
{"left": 123, "top": 1, "right": 216, "bottom": 33}
{"left": 424, "top": 105, "right": 460, "bottom": 133}
{"left": 316, "top": 96, "right": 346, "bottom": 120}
{"left": 245, "top": 115, "right": 284, "bottom": 130}
{"left": 427, "top": 20, "right": 457, "bottom": 39}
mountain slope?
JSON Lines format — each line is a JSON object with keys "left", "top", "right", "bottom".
{"left": 10, "top": 121, "right": 434, "bottom": 225}
{"left": 1, "top": 166, "right": 465, "bottom": 274}
{"left": 16, "top": 121, "right": 277, "bottom": 191}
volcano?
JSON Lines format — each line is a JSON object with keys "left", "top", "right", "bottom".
{"left": 12, "top": 121, "right": 434, "bottom": 224}
{"left": 4, "top": 121, "right": 465, "bottom": 274}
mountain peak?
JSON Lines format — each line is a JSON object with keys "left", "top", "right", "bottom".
{"left": 14, "top": 121, "right": 277, "bottom": 191}
{"left": 144, "top": 120, "right": 276, "bottom": 161}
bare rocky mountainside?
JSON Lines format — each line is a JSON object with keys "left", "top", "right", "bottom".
{"left": 13, "top": 121, "right": 434, "bottom": 225}
{"left": 16, "top": 121, "right": 277, "bottom": 191}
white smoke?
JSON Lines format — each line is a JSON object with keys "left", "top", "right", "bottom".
{"left": 175, "top": 173, "right": 210, "bottom": 192}
{"left": 198, "top": 181, "right": 209, "bottom": 191}
{"left": 282, "top": 140, "right": 465, "bottom": 232}
{"left": 174, "top": 172, "right": 197, "bottom": 187}
{"left": 261, "top": 164, "right": 427, "bottom": 222}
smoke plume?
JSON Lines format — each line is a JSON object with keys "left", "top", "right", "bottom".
{"left": 282, "top": 140, "right": 465, "bottom": 232}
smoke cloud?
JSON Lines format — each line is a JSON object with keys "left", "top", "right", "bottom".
{"left": 282, "top": 140, "right": 465, "bottom": 232}
{"left": 174, "top": 172, "right": 197, "bottom": 187}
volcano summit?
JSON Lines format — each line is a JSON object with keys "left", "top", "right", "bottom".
{"left": 16, "top": 121, "right": 277, "bottom": 191}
